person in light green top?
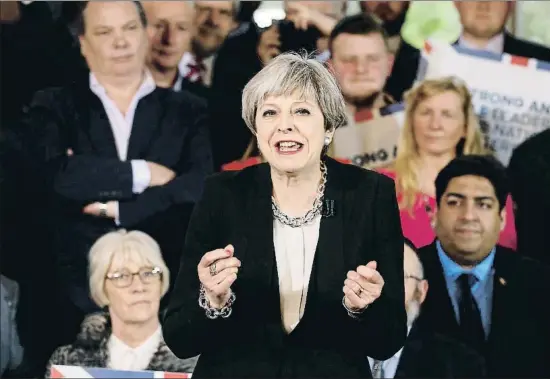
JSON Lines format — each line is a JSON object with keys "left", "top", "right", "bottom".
{"left": 400, "top": 1, "right": 462, "bottom": 49}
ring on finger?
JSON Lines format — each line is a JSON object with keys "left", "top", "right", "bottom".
{"left": 209, "top": 262, "right": 217, "bottom": 276}
{"left": 355, "top": 286, "right": 363, "bottom": 296}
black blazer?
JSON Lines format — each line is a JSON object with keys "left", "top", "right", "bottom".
{"left": 163, "top": 158, "right": 407, "bottom": 378}
{"left": 416, "top": 242, "right": 550, "bottom": 377}
{"left": 4, "top": 80, "right": 213, "bottom": 312}
{"left": 395, "top": 323, "right": 486, "bottom": 378}
{"left": 508, "top": 129, "right": 550, "bottom": 265}
{"left": 386, "top": 32, "right": 550, "bottom": 101}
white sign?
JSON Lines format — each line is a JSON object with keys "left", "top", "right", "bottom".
{"left": 418, "top": 39, "right": 550, "bottom": 165}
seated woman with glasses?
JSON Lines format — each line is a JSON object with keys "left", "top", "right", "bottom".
{"left": 45, "top": 230, "right": 197, "bottom": 377}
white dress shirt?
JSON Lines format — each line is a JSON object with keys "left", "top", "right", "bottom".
{"left": 273, "top": 215, "right": 321, "bottom": 334}
{"left": 367, "top": 326, "right": 412, "bottom": 378}
{"left": 107, "top": 326, "right": 162, "bottom": 371}
{"left": 89, "top": 71, "right": 156, "bottom": 221}
{"left": 458, "top": 32, "right": 505, "bottom": 55}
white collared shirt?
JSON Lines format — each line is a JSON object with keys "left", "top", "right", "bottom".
{"left": 89, "top": 71, "right": 156, "bottom": 221}
{"left": 173, "top": 74, "right": 184, "bottom": 92}
{"left": 107, "top": 326, "right": 162, "bottom": 371}
{"left": 367, "top": 326, "right": 412, "bottom": 378}
{"left": 458, "top": 32, "right": 505, "bottom": 55}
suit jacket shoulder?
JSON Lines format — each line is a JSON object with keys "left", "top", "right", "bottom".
{"left": 504, "top": 32, "right": 550, "bottom": 62}
{"left": 510, "top": 129, "right": 550, "bottom": 163}
{"left": 206, "top": 158, "right": 394, "bottom": 199}
{"left": 495, "top": 245, "right": 550, "bottom": 283}
{"left": 419, "top": 242, "right": 550, "bottom": 287}
{"left": 166, "top": 87, "right": 208, "bottom": 111}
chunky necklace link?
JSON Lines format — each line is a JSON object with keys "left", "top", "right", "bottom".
{"left": 271, "top": 162, "right": 327, "bottom": 228}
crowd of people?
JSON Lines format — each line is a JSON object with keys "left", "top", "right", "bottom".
{"left": 1, "top": 1, "right": 549, "bottom": 378}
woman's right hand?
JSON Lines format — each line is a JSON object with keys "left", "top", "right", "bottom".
{"left": 197, "top": 244, "right": 241, "bottom": 309}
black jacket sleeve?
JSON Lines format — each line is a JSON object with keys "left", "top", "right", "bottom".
{"left": 118, "top": 108, "right": 213, "bottom": 227}
{"left": 331, "top": 174, "right": 407, "bottom": 359}
{"left": 11, "top": 89, "right": 134, "bottom": 203}
{"left": 162, "top": 174, "right": 237, "bottom": 358}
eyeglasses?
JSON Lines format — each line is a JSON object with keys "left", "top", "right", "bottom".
{"left": 105, "top": 267, "right": 162, "bottom": 288}
{"left": 405, "top": 274, "right": 424, "bottom": 281}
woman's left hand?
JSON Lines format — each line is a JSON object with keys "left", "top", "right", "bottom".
{"left": 343, "top": 261, "right": 385, "bottom": 312}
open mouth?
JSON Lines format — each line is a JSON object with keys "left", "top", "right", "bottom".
{"left": 275, "top": 141, "right": 304, "bottom": 154}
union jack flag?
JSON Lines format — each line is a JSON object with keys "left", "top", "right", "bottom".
{"left": 50, "top": 365, "right": 192, "bottom": 378}
{"left": 422, "top": 40, "right": 550, "bottom": 73}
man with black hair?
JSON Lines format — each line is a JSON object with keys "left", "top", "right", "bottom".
{"left": 416, "top": 154, "right": 550, "bottom": 377}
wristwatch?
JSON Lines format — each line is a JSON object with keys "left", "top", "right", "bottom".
{"left": 98, "top": 203, "right": 108, "bottom": 218}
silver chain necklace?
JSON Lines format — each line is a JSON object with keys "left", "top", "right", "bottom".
{"left": 271, "top": 162, "right": 327, "bottom": 228}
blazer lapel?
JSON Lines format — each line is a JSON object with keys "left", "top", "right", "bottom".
{"left": 237, "top": 164, "right": 283, "bottom": 338}
{"left": 486, "top": 248, "right": 513, "bottom": 362}
{"left": 126, "top": 91, "right": 164, "bottom": 160}
{"left": 83, "top": 91, "right": 119, "bottom": 158}
{"left": 307, "top": 159, "right": 345, "bottom": 316}
{"left": 421, "top": 243, "right": 460, "bottom": 337}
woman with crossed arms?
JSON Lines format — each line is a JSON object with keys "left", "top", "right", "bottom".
{"left": 164, "top": 53, "right": 407, "bottom": 378}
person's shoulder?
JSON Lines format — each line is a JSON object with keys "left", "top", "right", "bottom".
{"left": 46, "top": 342, "right": 84, "bottom": 377}
{"left": 497, "top": 245, "right": 550, "bottom": 274}
{"left": 512, "top": 129, "right": 550, "bottom": 158}
{"left": 505, "top": 33, "right": 550, "bottom": 61}
{"left": 376, "top": 167, "right": 397, "bottom": 180}
{"left": 160, "top": 87, "right": 208, "bottom": 112}
{"left": 154, "top": 343, "right": 198, "bottom": 374}
{"left": 326, "top": 158, "right": 395, "bottom": 190}
{"left": 29, "top": 85, "right": 73, "bottom": 106}
{"left": 203, "top": 163, "right": 269, "bottom": 195}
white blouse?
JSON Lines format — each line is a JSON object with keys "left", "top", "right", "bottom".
{"left": 107, "top": 326, "right": 162, "bottom": 371}
{"left": 273, "top": 215, "right": 321, "bottom": 333}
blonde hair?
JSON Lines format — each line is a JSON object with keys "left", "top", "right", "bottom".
{"left": 393, "top": 77, "right": 489, "bottom": 212}
{"left": 88, "top": 230, "right": 170, "bottom": 307}
{"left": 241, "top": 52, "right": 348, "bottom": 134}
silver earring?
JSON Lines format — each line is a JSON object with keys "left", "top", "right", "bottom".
{"left": 324, "top": 136, "right": 332, "bottom": 146}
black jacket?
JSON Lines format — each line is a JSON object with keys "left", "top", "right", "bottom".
{"left": 4, "top": 79, "right": 213, "bottom": 312}
{"left": 164, "top": 158, "right": 407, "bottom": 378}
{"left": 394, "top": 323, "right": 486, "bottom": 378}
{"left": 508, "top": 129, "right": 550, "bottom": 265}
{"left": 416, "top": 242, "right": 550, "bottom": 377}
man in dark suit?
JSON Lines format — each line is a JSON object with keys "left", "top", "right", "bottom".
{"left": 508, "top": 129, "right": 550, "bottom": 266}
{"left": 4, "top": 0, "right": 212, "bottom": 345}
{"left": 387, "top": 1, "right": 550, "bottom": 101}
{"left": 416, "top": 155, "right": 550, "bottom": 377}
{"left": 368, "top": 240, "right": 485, "bottom": 378}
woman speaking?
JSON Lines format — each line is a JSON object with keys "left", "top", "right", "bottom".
{"left": 164, "top": 53, "right": 406, "bottom": 378}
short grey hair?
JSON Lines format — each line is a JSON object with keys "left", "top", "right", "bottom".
{"left": 88, "top": 230, "right": 170, "bottom": 307}
{"left": 241, "top": 52, "right": 347, "bottom": 133}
